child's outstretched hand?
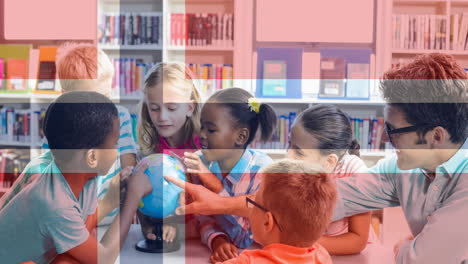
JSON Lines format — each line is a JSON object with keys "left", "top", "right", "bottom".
{"left": 182, "top": 152, "right": 223, "bottom": 193}
{"left": 210, "top": 236, "right": 239, "bottom": 263}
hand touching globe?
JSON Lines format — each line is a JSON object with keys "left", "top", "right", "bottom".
{"left": 137, "top": 154, "right": 187, "bottom": 219}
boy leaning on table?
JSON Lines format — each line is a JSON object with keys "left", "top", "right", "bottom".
{"left": 216, "top": 159, "right": 336, "bottom": 264}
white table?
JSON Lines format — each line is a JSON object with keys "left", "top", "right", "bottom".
{"left": 99, "top": 225, "right": 394, "bottom": 264}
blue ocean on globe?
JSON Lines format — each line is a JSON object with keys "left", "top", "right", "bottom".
{"left": 137, "top": 154, "right": 186, "bottom": 219}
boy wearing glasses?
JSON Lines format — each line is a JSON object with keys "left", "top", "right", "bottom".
{"left": 218, "top": 159, "right": 336, "bottom": 264}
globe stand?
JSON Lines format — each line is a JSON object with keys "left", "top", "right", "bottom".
{"left": 135, "top": 215, "right": 186, "bottom": 253}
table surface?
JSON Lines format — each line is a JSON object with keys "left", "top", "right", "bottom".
{"left": 98, "top": 225, "right": 394, "bottom": 264}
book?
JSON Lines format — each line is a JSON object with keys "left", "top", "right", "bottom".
{"left": 250, "top": 113, "right": 386, "bottom": 152}
{"left": 36, "top": 46, "right": 58, "bottom": 92}
{"left": 262, "top": 60, "right": 287, "bottom": 97}
{"left": 346, "top": 63, "right": 370, "bottom": 99}
{"left": 6, "top": 59, "right": 28, "bottom": 90}
{"left": 319, "top": 57, "right": 345, "bottom": 98}
{"left": 36, "top": 61, "right": 56, "bottom": 91}
{"left": 0, "top": 58, "right": 4, "bottom": 90}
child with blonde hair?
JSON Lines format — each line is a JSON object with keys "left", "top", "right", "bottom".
{"left": 137, "top": 62, "right": 204, "bottom": 242}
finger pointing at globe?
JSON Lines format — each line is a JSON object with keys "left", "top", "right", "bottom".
{"left": 164, "top": 176, "right": 224, "bottom": 216}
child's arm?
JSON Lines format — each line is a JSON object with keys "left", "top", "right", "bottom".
{"left": 317, "top": 211, "right": 371, "bottom": 255}
{"left": 97, "top": 166, "right": 133, "bottom": 224}
{"left": 120, "top": 153, "right": 137, "bottom": 170}
{"left": 183, "top": 152, "right": 223, "bottom": 193}
{"left": 165, "top": 176, "right": 252, "bottom": 217}
{"left": 64, "top": 163, "right": 151, "bottom": 264}
{"left": 210, "top": 235, "right": 239, "bottom": 263}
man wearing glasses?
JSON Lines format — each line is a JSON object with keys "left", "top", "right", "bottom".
{"left": 167, "top": 53, "right": 468, "bottom": 264}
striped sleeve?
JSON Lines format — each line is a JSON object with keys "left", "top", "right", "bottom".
{"left": 116, "top": 106, "right": 137, "bottom": 155}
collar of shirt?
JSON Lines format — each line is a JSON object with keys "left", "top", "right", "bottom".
{"left": 208, "top": 149, "right": 253, "bottom": 182}
{"left": 433, "top": 138, "right": 468, "bottom": 176}
{"left": 158, "top": 135, "right": 200, "bottom": 151}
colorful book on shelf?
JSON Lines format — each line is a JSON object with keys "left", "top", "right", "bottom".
{"left": 6, "top": 59, "right": 28, "bottom": 91}
{"left": 187, "top": 63, "right": 233, "bottom": 96}
{"left": 0, "top": 107, "right": 46, "bottom": 144}
{"left": 35, "top": 46, "right": 59, "bottom": 93}
{"left": 319, "top": 57, "right": 345, "bottom": 98}
{"left": 350, "top": 117, "right": 385, "bottom": 152}
{"left": 0, "top": 58, "right": 4, "bottom": 90}
{"left": 111, "top": 58, "right": 156, "bottom": 97}
{"left": 346, "top": 63, "right": 370, "bottom": 99}
{"left": 0, "top": 44, "right": 31, "bottom": 93}
{"left": 262, "top": 60, "right": 287, "bottom": 97}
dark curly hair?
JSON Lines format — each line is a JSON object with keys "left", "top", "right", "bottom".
{"left": 44, "top": 91, "right": 118, "bottom": 162}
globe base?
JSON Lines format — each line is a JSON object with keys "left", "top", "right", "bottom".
{"left": 135, "top": 238, "right": 181, "bottom": 253}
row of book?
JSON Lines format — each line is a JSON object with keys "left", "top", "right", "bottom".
{"left": 392, "top": 14, "right": 447, "bottom": 50}
{"left": 251, "top": 113, "right": 387, "bottom": 152}
{"left": 251, "top": 112, "right": 297, "bottom": 150}
{"left": 0, "top": 108, "right": 47, "bottom": 144}
{"left": 0, "top": 150, "right": 30, "bottom": 189}
{"left": 351, "top": 117, "right": 385, "bottom": 152}
{"left": 169, "top": 13, "right": 234, "bottom": 47}
{"left": 111, "top": 59, "right": 158, "bottom": 97}
{"left": 100, "top": 13, "right": 162, "bottom": 46}
{"left": 188, "top": 63, "right": 234, "bottom": 95}
{"left": 0, "top": 58, "right": 28, "bottom": 91}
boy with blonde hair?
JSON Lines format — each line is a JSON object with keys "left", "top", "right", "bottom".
{"left": 218, "top": 159, "right": 336, "bottom": 264}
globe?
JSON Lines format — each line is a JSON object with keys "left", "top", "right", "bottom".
{"left": 137, "top": 154, "right": 186, "bottom": 219}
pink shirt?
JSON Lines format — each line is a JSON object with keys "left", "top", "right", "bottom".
{"left": 324, "top": 153, "right": 377, "bottom": 243}
{"left": 157, "top": 135, "right": 200, "bottom": 157}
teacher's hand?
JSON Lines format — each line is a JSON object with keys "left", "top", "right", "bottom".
{"left": 165, "top": 176, "right": 223, "bottom": 215}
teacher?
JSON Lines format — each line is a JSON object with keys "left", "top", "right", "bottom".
{"left": 167, "top": 53, "right": 468, "bottom": 264}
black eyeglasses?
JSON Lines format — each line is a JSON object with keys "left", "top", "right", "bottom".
{"left": 384, "top": 122, "right": 436, "bottom": 145}
{"left": 246, "top": 197, "right": 283, "bottom": 232}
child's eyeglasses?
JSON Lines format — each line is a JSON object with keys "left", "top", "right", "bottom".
{"left": 246, "top": 197, "right": 283, "bottom": 232}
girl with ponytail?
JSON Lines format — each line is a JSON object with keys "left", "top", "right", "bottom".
{"left": 180, "top": 88, "right": 277, "bottom": 263}
{"left": 287, "top": 104, "right": 376, "bottom": 255}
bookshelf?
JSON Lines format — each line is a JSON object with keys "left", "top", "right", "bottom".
{"left": 379, "top": 0, "right": 468, "bottom": 73}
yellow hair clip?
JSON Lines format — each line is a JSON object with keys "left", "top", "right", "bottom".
{"left": 248, "top": 97, "right": 261, "bottom": 114}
